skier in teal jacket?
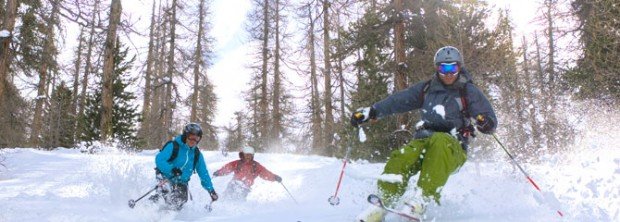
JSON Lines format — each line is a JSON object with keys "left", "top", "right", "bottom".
{"left": 152, "top": 123, "right": 218, "bottom": 210}
{"left": 352, "top": 46, "right": 497, "bottom": 221}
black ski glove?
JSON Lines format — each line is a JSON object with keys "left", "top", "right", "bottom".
{"left": 209, "top": 190, "right": 219, "bottom": 201}
{"left": 171, "top": 168, "right": 182, "bottom": 177}
{"left": 475, "top": 114, "right": 494, "bottom": 134}
{"left": 350, "top": 107, "right": 377, "bottom": 127}
{"left": 274, "top": 175, "right": 282, "bottom": 183}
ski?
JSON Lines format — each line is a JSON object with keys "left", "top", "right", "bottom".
{"left": 366, "top": 194, "right": 420, "bottom": 222}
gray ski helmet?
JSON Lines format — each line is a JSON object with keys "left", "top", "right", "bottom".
{"left": 183, "top": 123, "right": 203, "bottom": 138}
{"left": 434, "top": 46, "right": 463, "bottom": 66}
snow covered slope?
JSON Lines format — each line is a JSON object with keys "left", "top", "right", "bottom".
{"left": 0, "top": 140, "right": 617, "bottom": 222}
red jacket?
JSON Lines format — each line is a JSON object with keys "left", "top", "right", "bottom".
{"left": 213, "top": 160, "right": 278, "bottom": 187}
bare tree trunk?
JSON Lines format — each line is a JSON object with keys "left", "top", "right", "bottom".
{"left": 70, "top": 29, "right": 84, "bottom": 143}
{"left": 322, "top": 0, "right": 334, "bottom": 146}
{"left": 164, "top": 0, "right": 178, "bottom": 136}
{"left": 521, "top": 36, "right": 541, "bottom": 149}
{"left": 0, "top": 0, "right": 18, "bottom": 104}
{"left": 393, "top": 0, "right": 408, "bottom": 128}
{"left": 141, "top": 1, "right": 157, "bottom": 139}
{"left": 251, "top": 87, "right": 259, "bottom": 148}
{"left": 335, "top": 13, "right": 346, "bottom": 124}
{"left": 546, "top": 0, "right": 556, "bottom": 90}
{"left": 191, "top": 0, "right": 206, "bottom": 122}
{"left": 71, "top": 29, "right": 84, "bottom": 118}
{"left": 78, "top": 7, "right": 97, "bottom": 107}
{"left": 271, "top": 0, "right": 283, "bottom": 151}
{"left": 30, "top": 62, "right": 47, "bottom": 147}
{"left": 544, "top": 0, "right": 558, "bottom": 150}
{"left": 333, "top": 4, "right": 349, "bottom": 125}
{"left": 307, "top": 4, "right": 323, "bottom": 151}
{"left": 534, "top": 33, "right": 550, "bottom": 148}
{"left": 100, "top": 0, "right": 122, "bottom": 142}
{"left": 31, "top": 0, "right": 60, "bottom": 147}
{"left": 259, "top": 0, "right": 270, "bottom": 150}
{"left": 77, "top": 0, "right": 99, "bottom": 140}
{"left": 152, "top": 7, "right": 168, "bottom": 145}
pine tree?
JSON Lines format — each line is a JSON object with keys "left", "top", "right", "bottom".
{"left": 0, "top": 0, "right": 28, "bottom": 147}
{"left": 296, "top": 2, "right": 324, "bottom": 154}
{"left": 79, "top": 40, "right": 140, "bottom": 148}
{"left": 223, "top": 111, "right": 246, "bottom": 153}
{"left": 44, "top": 82, "right": 74, "bottom": 148}
{"left": 35, "top": 0, "right": 61, "bottom": 148}
{"left": 345, "top": 11, "right": 393, "bottom": 161}
{"left": 568, "top": 0, "right": 619, "bottom": 100}
{"left": 0, "top": 0, "right": 18, "bottom": 102}
{"left": 191, "top": 0, "right": 219, "bottom": 151}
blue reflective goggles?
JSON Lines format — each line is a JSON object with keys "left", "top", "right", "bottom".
{"left": 437, "top": 62, "right": 460, "bottom": 75}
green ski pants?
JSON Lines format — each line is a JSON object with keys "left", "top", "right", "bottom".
{"left": 378, "top": 132, "right": 467, "bottom": 205}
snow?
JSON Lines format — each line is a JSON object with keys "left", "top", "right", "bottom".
{"left": 433, "top": 105, "right": 446, "bottom": 119}
{"left": 0, "top": 30, "right": 10, "bottom": 38}
{"left": 377, "top": 174, "right": 404, "bottom": 183}
{"left": 358, "top": 127, "right": 367, "bottom": 142}
{"left": 415, "top": 121, "right": 425, "bottom": 130}
{"left": 161, "top": 77, "right": 171, "bottom": 84}
{"left": 1, "top": 110, "right": 619, "bottom": 222}
{"left": 0, "top": 143, "right": 617, "bottom": 222}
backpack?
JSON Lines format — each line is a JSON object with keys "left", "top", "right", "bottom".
{"left": 160, "top": 140, "right": 201, "bottom": 173}
{"left": 420, "top": 79, "right": 475, "bottom": 138}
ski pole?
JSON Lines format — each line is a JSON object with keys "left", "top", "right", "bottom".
{"left": 328, "top": 126, "right": 365, "bottom": 206}
{"left": 128, "top": 179, "right": 167, "bottom": 208}
{"left": 491, "top": 134, "right": 564, "bottom": 217}
{"left": 205, "top": 200, "right": 213, "bottom": 212}
{"left": 328, "top": 141, "right": 352, "bottom": 205}
{"left": 280, "top": 182, "right": 298, "bottom": 204}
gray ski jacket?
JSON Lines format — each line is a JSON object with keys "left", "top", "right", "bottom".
{"left": 372, "top": 70, "right": 497, "bottom": 137}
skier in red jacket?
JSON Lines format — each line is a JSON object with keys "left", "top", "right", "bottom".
{"left": 212, "top": 146, "right": 282, "bottom": 200}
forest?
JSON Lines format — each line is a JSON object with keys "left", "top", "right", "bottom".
{"left": 0, "top": 0, "right": 617, "bottom": 162}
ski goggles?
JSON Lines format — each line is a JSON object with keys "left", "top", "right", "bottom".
{"left": 437, "top": 62, "right": 460, "bottom": 75}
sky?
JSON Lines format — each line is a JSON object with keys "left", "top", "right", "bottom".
{"left": 54, "top": 0, "right": 542, "bottom": 132}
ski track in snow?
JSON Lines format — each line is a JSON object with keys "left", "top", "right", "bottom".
{"left": 0, "top": 145, "right": 618, "bottom": 222}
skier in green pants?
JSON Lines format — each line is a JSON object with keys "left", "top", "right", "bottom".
{"left": 352, "top": 46, "right": 497, "bottom": 221}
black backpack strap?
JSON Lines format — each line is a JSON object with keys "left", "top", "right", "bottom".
{"left": 192, "top": 148, "right": 201, "bottom": 173}
{"left": 459, "top": 85, "right": 469, "bottom": 118}
{"left": 457, "top": 84, "right": 476, "bottom": 142}
{"left": 419, "top": 79, "right": 432, "bottom": 103}
{"left": 166, "top": 140, "right": 180, "bottom": 163}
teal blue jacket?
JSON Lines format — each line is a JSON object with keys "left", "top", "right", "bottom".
{"left": 155, "top": 135, "right": 215, "bottom": 192}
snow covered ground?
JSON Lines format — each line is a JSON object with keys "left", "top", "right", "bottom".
{"left": 0, "top": 135, "right": 617, "bottom": 222}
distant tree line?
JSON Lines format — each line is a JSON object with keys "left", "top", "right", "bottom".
{"left": 0, "top": 0, "right": 617, "bottom": 162}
